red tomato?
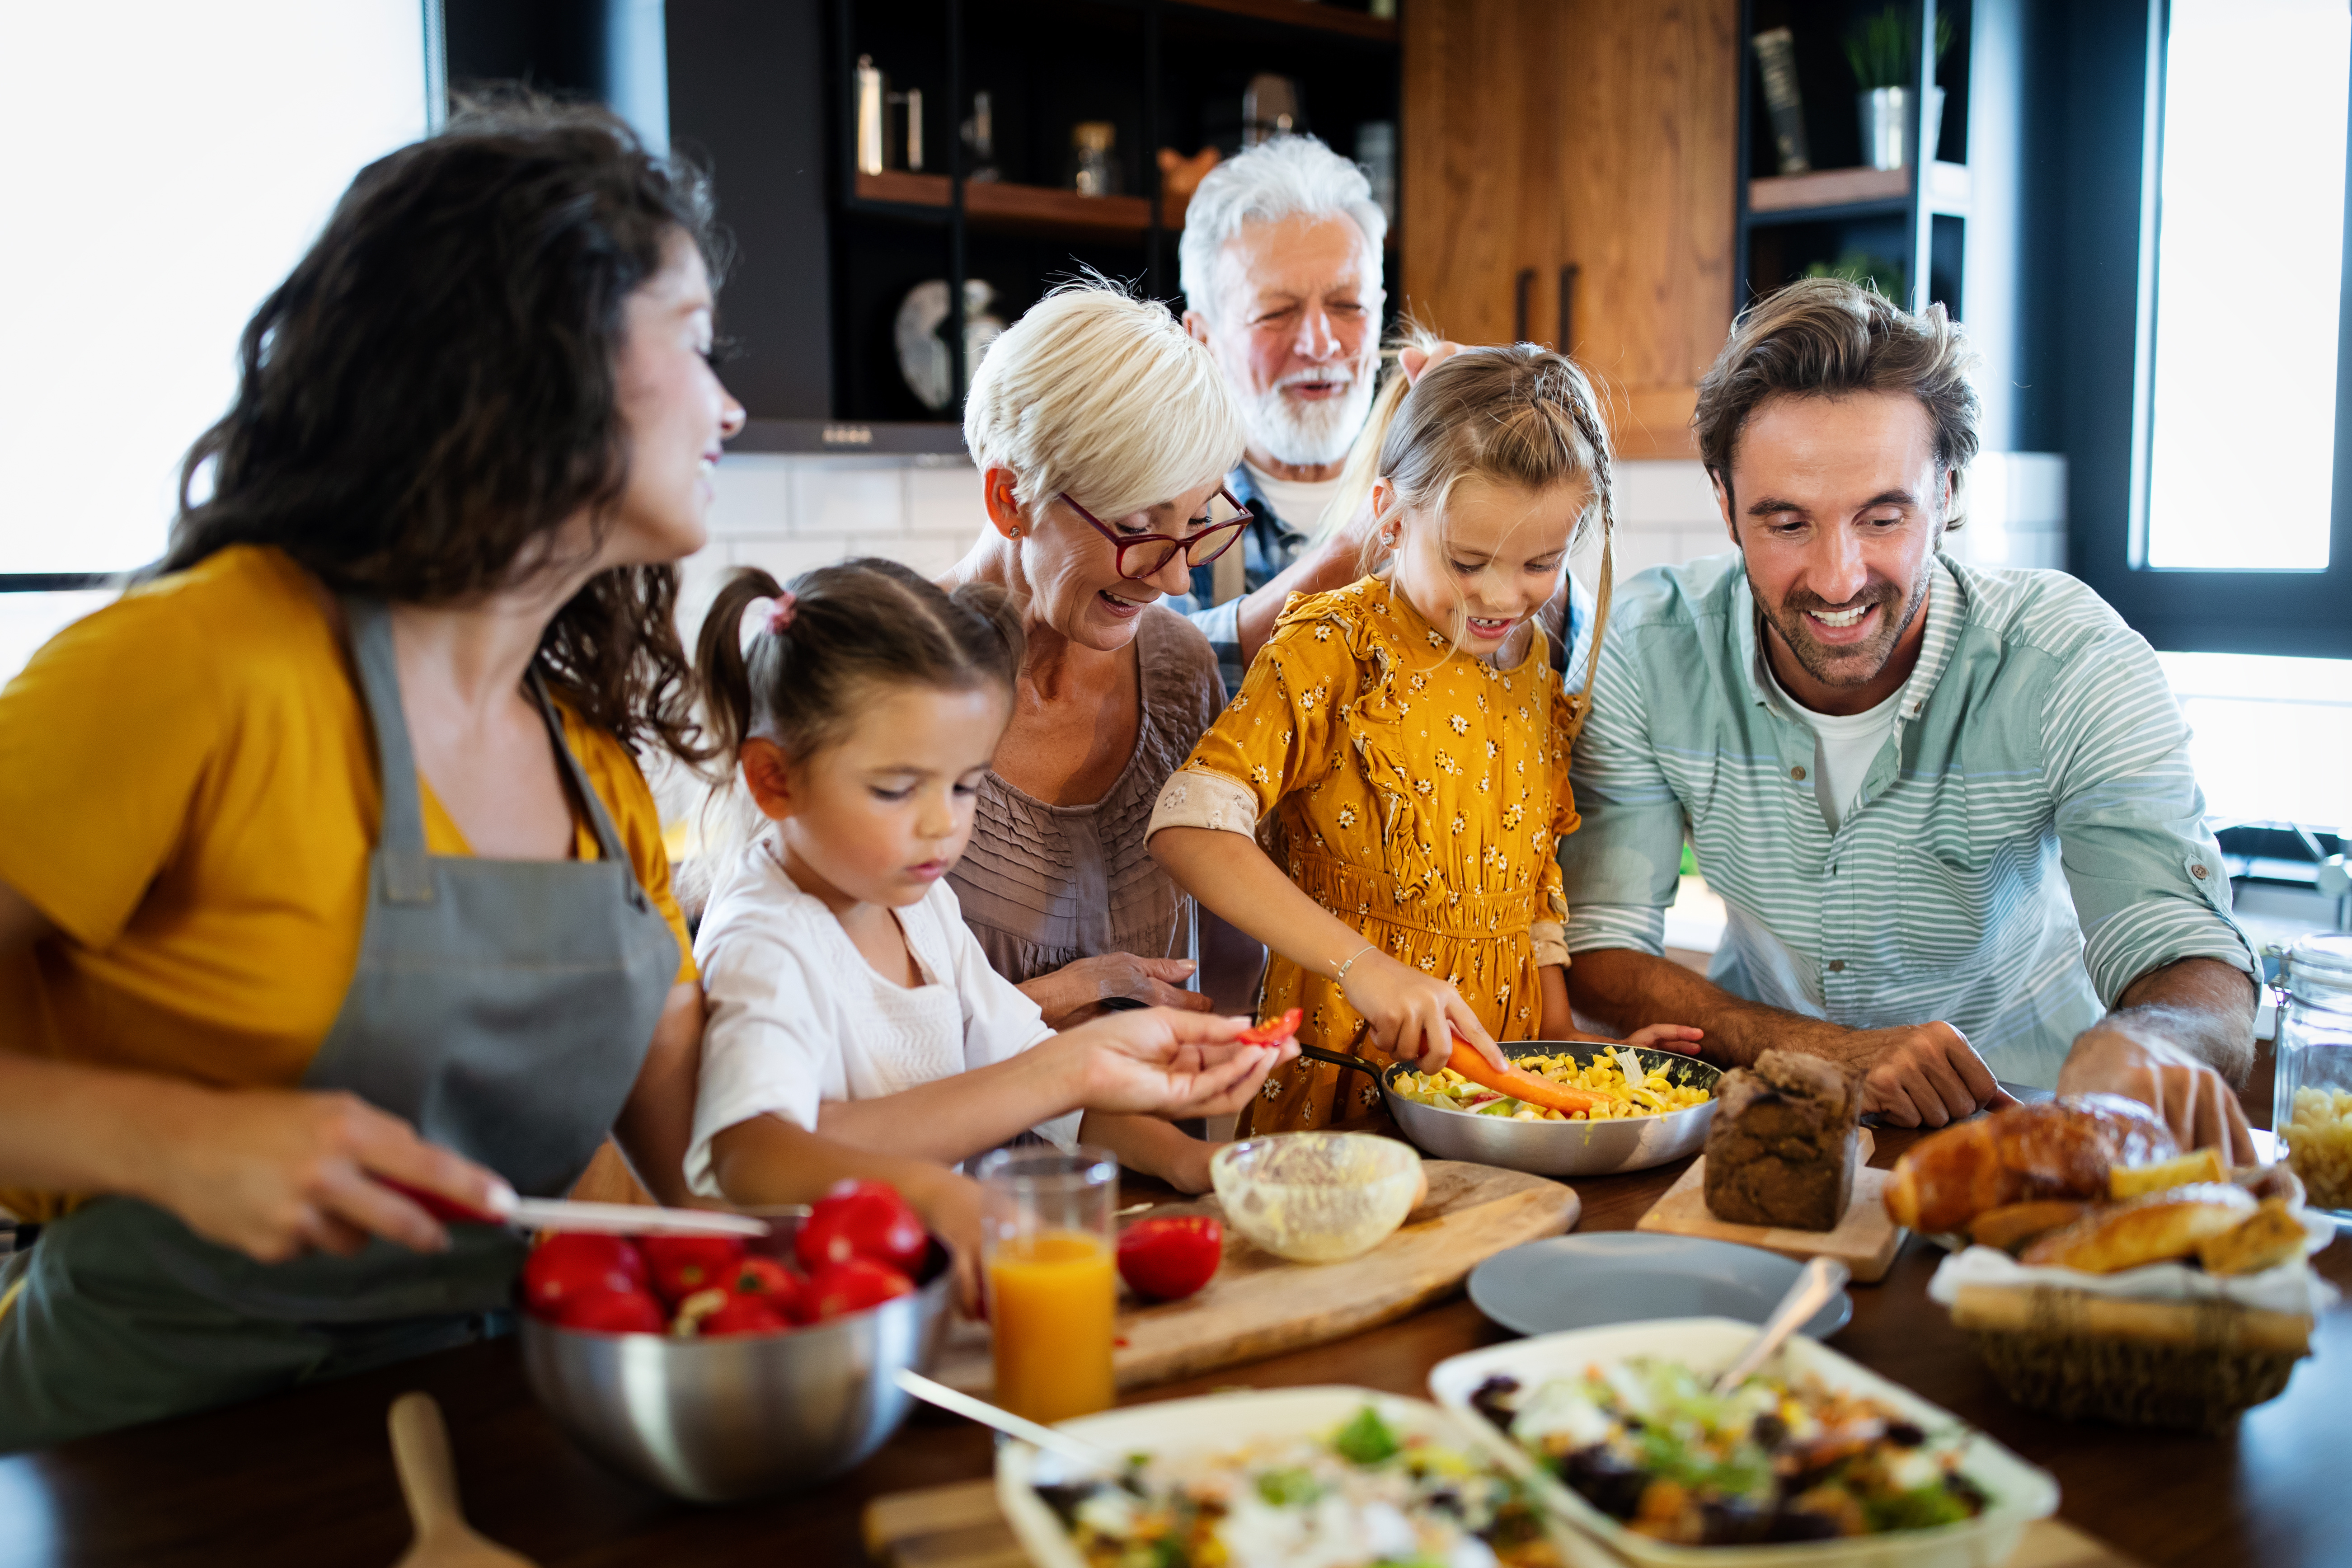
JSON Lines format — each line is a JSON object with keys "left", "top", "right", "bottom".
{"left": 730, "top": 1256, "right": 806, "bottom": 1320}
{"left": 802, "top": 1257, "right": 916, "bottom": 1321}
{"left": 795, "top": 1180, "right": 929, "bottom": 1275}
{"left": 699, "top": 1292, "right": 792, "bottom": 1337}
{"left": 1238, "top": 1008, "right": 1304, "bottom": 1047}
{"left": 1116, "top": 1216, "right": 1224, "bottom": 1300}
{"left": 554, "top": 1286, "right": 666, "bottom": 1334}
{"left": 522, "top": 1233, "right": 647, "bottom": 1319}
{"left": 639, "top": 1235, "right": 747, "bottom": 1304}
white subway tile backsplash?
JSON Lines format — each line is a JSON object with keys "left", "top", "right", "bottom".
{"left": 906, "top": 460, "right": 983, "bottom": 537}
{"left": 791, "top": 459, "right": 906, "bottom": 536}
{"left": 704, "top": 453, "right": 792, "bottom": 538}
{"left": 1614, "top": 460, "right": 1720, "bottom": 528}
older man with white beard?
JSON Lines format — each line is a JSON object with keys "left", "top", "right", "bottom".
{"left": 1178, "top": 135, "right": 1597, "bottom": 698}
{"left": 1175, "top": 137, "right": 1384, "bottom": 695}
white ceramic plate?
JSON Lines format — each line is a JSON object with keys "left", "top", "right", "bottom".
{"left": 995, "top": 1385, "right": 1605, "bottom": 1568}
{"left": 1429, "top": 1318, "right": 2059, "bottom": 1568}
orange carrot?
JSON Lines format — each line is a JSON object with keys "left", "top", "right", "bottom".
{"left": 1444, "top": 1032, "right": 1610, "bottom": 1116}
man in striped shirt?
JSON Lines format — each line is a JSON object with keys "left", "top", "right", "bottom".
{"left": 1559, "top": 280, "right": 2260, "bottom": 1160}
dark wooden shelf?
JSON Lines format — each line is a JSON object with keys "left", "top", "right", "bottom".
{"left": 1168, "top": 0, "right": 1396, "bottom": 44}
{"left": 1747, "top": 161, "right": 1970, "bottom": 223}
{"left": 853, "top": 171, "right": 1184, "bottom": 238}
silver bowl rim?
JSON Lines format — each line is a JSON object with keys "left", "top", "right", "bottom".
{"left": 1380, "top": 1039, "right": 1723, "bottom": 1127}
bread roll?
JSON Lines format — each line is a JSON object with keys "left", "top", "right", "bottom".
{"left": 2018, "top": 1183, "right": 2257, "bottom": 1272}
{"left": 1967, "top": 1199, "right": 2092, "bottom": 1253}
{"left": 2197, "top": 1198, "right": 2308, "bottom": 1276}
{"left": 1883, "top": 1094, "right": 2177, "bottom": 1233}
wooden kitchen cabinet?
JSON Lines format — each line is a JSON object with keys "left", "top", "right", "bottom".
{"left": 1401, "top": 0, "right": 1740, "bottom": 460}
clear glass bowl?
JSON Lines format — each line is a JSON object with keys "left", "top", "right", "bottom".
{"left": 1209, "top": 1132, "right": 1423, "bottom": 1263}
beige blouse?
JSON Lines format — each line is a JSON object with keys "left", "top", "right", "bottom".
{"left": 948, "top": 607, "right": 1227, "bottom": 987}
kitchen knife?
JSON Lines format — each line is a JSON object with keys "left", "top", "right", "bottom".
{"left": 380, "top": 1179, "right": 769, "bottom": 1238}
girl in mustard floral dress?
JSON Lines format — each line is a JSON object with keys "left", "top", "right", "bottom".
{"left": 1148, "top": 344, "right": 1698, "bottom": 1133}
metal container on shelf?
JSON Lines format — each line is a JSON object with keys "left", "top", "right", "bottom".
{"left": 2274, "top": 932, "right": 2352, "bottom": 1222}
{"left": 1858, "top": 85, "right": 1944, "bottom": 170}
{"left": 1070, "top": 122, "right": 1119, "bottom": 197}
{"left": 1380, "top": 1041, "right": 1720, "bottom": 1178}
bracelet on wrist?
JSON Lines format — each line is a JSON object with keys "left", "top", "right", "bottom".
{"left": 1332, "top": 943, "right": 1377, "bottom": 985}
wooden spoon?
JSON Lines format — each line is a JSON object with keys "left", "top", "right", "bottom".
{"left": 387, "top": 1393, "right": 538, "bottom": 1568}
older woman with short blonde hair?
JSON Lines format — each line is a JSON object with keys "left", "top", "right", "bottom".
{"left": 941, "top": 282, "right": 1251, "bottom": 1188}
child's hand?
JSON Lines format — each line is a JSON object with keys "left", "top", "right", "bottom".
{"left": 900, "top": 1167, "right": 986, "bottom": 1319}
{"left": 1058, "top": 1009, "right": 1296, "bottom": 1117}
{"left": 1341, "top": 950, "right": 1499, "bottom": 1074}
{"left": 1620, "top": 1024, "right": 1705, "bottom": 1056}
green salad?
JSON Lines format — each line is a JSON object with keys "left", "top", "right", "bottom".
{"left": 1467, "top": 1359, "right": 1991, "bottom": 1545}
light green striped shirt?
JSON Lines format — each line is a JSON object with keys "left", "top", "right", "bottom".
{"left": 1557, "top": 551, "right": 2258, "bottom": 1088}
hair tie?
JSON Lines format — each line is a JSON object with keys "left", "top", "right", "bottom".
{"left": 738, "top": 591, "right": 796, "bottom": 656}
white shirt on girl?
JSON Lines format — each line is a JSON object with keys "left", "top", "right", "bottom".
{"left": 685, "top": 835, "right": 1075, "bottom": 1198}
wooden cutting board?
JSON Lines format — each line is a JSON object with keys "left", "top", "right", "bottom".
{"left": 862, "top": 1479, "right": 2149, "bottom": 1568}
{"left": 929, "top": 1160, "right": 1578, "bottom": 1396}
{"left": 1634, "top": 1130, "right": 1906, "bottom": 1283}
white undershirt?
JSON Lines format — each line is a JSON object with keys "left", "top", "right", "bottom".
{"left": 1763, "top": 657, "right": 1904, "bottom": 833}
{"left": 1244, "top": 461, "right": 1346, "bottom": 535}
{"left": 684, "top": 837, "right": 1070, "bottom": 1196}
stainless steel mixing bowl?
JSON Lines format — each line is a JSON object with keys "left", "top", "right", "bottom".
{"left": 519, "top": 1214, "right": 951, "bottom": 1502}
{"left": 1383, "top": 1041, "right": 1721, "bottom": 1177}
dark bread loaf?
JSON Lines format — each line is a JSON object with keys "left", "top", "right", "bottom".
{"left": 1703, "top": 1051, "right": 1861, "bottom": 1231}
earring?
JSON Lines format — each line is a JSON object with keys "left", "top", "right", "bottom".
{"left": 1007, "top": 526, "right": 1021, "bottom": 538}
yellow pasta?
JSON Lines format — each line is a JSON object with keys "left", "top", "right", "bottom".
{"left": 1394, "top": 1050, "right": 1712, "bottom": 1122}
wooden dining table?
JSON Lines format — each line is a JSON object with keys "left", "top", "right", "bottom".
{"left": 3, "top": 1124, "right": 2345, "bottom": 1568}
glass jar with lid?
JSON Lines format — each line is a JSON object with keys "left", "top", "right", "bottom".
{"left": 2275, "top": 932, "right": 2352, "bottom": 1220}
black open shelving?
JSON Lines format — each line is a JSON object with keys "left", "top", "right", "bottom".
{"left": 670, "top": 0, "right": 1399, "bottom": 451}
{"left": 1736, "top": 0, "right": 1974, "bottom": 317}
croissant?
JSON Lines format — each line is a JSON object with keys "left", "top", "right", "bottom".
{"left": 1883, "top": 1094, "right": 2178, "bottom": 1233}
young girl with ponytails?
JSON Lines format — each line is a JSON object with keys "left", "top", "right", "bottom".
{"left": 1150, "top": 343, "right": 1698, "bottom": 1135}
{"left": 683, "top": 559, "right": 1287, "bottom": 1258}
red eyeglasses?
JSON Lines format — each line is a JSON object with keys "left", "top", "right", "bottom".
{"left": 1058, "top": 488, "right": 1250, "bottom": 580}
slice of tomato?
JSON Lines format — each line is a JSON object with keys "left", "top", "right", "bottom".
{"left": 1237, "top": 1007, "right": 1305, "bottom": 1047}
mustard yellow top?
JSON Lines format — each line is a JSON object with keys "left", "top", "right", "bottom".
{"left": 0, "top": 546, "right": 693, "bottom": 1220}
{"left": 1152, "top": 576, "right": 1580, "bottom": 1133}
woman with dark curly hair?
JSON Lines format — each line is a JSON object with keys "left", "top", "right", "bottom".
{"left": 0, "top": 99, "right": 956, "bottom": 1450}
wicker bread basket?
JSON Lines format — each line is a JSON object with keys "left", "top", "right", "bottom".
{"left": 1950, "top": 1283, "right": 2312, "bottom": 1432}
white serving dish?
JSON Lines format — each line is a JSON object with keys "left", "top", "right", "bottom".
{"left": 996, "top": 1385, "right": 1601, "bottom": 1568}
{"left": 1429, "top": 1318, "right": 2059, "bottom": 1568}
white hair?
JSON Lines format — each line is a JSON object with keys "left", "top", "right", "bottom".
{"left": 1178, "top": 135, "right": 1389, "bottom": 325}
{"left": 962, "top": 279, "right": 1248, "bottom": 520}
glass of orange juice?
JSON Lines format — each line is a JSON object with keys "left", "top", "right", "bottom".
{"left": 976, "top": 1145, "right": 1117, "bottom": 1424}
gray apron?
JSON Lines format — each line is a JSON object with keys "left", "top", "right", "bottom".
{"left": 0, "top": 599, "right": 679, "bottom": 1451}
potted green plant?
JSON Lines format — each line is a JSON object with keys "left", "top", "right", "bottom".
{"left": 1847, "top": 5, "right": 1954, "bottom": 170}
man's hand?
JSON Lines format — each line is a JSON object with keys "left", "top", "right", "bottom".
{"left": 1018, "top": 953, "right": 1215, "bottom": 1028}
{"left": 1058, "top": 1008, "right": 1296, "bottom": 1117}
{"left": 2058, "top": 1026, "right": 2256, "bottom": 1164}
{"left": 1822, "top": 1021, "right": 2005, "bottom": 1128}
{"left": 145, "top": 1088, "right": 505, "bottom": 1264}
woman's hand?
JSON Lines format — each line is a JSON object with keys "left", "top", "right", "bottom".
{"left": 1341, "top": 949, "right": 1497, "bottom": 1073}
{"left": 1056, "top": 1008, "right": 1294, "bottom": 1117}
{"left": 142, "top": 1087, "right": 507, "bottom": 1264}
{"left": 1018, "top": 953, "right": 1216, "bottom": 1029}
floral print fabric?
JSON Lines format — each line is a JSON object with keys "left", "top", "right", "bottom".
{"left": 1158, "top": 576, "right": 1584, "bottom": 1134}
